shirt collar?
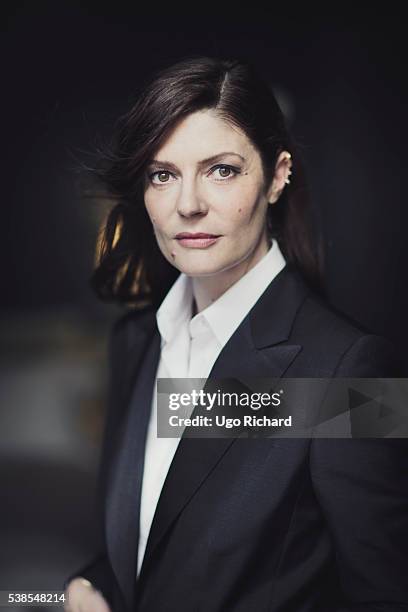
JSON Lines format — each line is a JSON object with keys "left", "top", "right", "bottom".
{"left": 156, "top": 272, "right": 192, "bottom": 345}
{"left": 192, "top": 239, "right": 286, "bottom": 346}
{"left": 156, "top": 239, "right": 286, "bottom": 347}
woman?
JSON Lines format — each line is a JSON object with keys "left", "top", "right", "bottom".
{"left": 65, "top": 57, "right": 407, "bottom": 611}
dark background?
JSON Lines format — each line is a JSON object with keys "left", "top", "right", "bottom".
{"left": 1, "top": 3, "right": 406, "bottom": 609}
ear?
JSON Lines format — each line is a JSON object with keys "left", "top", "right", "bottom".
{"left": 265, "top": 150, "right": 293, "bottom": 204}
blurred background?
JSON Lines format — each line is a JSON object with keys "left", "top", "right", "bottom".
{"left": 1, "top": 3, "right": 407, "bottom": 610}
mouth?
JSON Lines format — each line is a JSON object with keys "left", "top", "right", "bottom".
{"left": 175, "top": 232, "right": 221, "bottom": 249}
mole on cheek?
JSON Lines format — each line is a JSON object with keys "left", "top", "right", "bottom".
{"left": 238, "top": 208, "right": 242, "bottom": 212}
{"left": 170, "top": 251, "right": 176, "bottom": 259}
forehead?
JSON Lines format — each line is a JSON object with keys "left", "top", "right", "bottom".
{"left": 153, "top": 109, "right": 256, "bottom": 161}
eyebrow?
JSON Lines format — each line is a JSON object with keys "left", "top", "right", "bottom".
{"left": 147, "top": 152, "right": 246, "bottom": 171}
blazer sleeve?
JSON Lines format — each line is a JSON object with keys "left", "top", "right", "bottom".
{"left": 310, "top": 334, "right": 408, "bottom": 611}
{"left": 63, "top": 314, "right": 130, "bottom": 606}
{"left": 63, "top": 553, "right": 115, "bottom": 606}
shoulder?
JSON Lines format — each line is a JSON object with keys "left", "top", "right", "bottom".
{"left": 107, "top": 304, "right": 157, "bottom": 359}
{"left": 294, "top": 291, "right": 366, "bottom": 346}
{"left": 288, "top": 275, "right": 401, "bottom": 377}
{"left": 111, "top": 303, "right": 156, "bottom": 335}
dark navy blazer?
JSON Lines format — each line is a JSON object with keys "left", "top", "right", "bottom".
{"left": 66, "top": 264, "right": 408, "bottom": 612}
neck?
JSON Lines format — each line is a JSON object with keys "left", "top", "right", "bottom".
{"left": 191, "top": 234, "right": 270, "bottom": 314}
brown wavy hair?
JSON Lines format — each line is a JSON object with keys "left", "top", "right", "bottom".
{"left": 88, "top": 55, "right": 324, "bottom": 309}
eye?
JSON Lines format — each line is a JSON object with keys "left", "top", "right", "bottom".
{"left": 148, "top": 170, "right": 176, "bottom": 185}
{"left": 209, "top": 164, "right": 241, "bottom": 181}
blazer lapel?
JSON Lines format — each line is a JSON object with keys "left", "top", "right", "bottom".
{"left": 137, "top": 265, "right": 309, "bottom": 584}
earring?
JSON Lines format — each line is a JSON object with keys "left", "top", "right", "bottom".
{"left": 285, "top": 153, "right": 292, "bottom": 184}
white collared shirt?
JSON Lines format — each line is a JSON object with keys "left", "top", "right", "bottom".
{"left": 137, "top": 239, "right": 286, "bottom": 576}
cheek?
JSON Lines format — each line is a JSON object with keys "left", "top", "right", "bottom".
{"left": 144, "top": 194, "right": 166, "bottom": 230}
{"left": 226, "top": 190, "right": 265, "bottom": 231}
{"left": 144, "top": 196, "right": 154, "bottom": 222}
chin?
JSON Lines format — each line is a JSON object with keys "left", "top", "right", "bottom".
{"left": 175, "top": 256, "right": 240, "bottom": 278}
{"left": 177, "top": 264, "right": 221, "bottom": 277}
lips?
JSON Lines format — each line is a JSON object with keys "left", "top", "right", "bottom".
{"left": 174, "top": 232, "right": 221, "bottom": 249}
{"left": 175, "top": 232, "right": 220, "bottom": 239}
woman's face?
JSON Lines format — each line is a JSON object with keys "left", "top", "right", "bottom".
{"left": 144, "top": 109, "right": 289, "bottom": 279}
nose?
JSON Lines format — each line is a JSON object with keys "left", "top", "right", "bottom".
{"left": 176, "top": 177, "right": 209, "bottom": 218}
